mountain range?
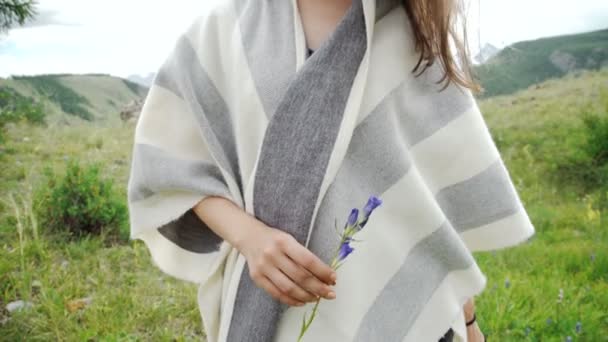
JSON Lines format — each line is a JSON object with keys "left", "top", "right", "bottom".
{"left": 1, "top": 28, "right": 606, "bottom": 122}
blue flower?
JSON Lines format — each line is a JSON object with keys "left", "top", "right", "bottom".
{"left": 337, "top": 241, "right": 354, "bottom": 261}
{"left": 345, "top": 208, "right": 359, "bottom": 230}
{"left": 363, "top": 196, "right": 382, "bottom": 217}
{"left": 359, "top": 195, "right": 383, "bottom": 229}
{"left": 299, "top": 194, "right": 381, "bottom": 342}
{"left": 505, "top": 278, "right": 511, "bottom": 289}
{"left": 575, "top": 321, "right": 582, "bottom": 334}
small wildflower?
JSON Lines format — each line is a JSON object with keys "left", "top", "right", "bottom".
{"left": 575, "top": 321, "right": 582, "bottom": 334}
{"left": 298, "top": 195, "right": 382, "bottom": 342}
{"left": 345, "top": 208, "right": 359, "bottom": 230}
{"left": 565, "top": 336, "right": 572, "bottom": 342}
{"left": 505, "top": 278, "right": 511, "bottom": 289}
{"left": 557, "top": 288, "right": 564, "bottom": 304}
{"left": 358, "top": 196, "right": 382, "bottom": 229}
{"left": 337, "top": 240, "right": 354, "bottom": 261}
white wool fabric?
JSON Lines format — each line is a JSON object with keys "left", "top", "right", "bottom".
{"left": 126, "top": 0, "right": 536, "bottom": 341}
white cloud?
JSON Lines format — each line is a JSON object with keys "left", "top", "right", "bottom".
{"left": 0, "top": 0, "right": 223, "bottom": 77}
{"left": 468, "top": 0, "right": 608, "bottom": 48}
{"left": 1, "top": 0, "right": 606, "bottom": 77}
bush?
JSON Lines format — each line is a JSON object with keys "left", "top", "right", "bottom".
{"left": 34, "top": 158, "right": 128, "bottom": 240}
{"left": 580, "top": 89, "right": 608, "bottom": 188}
{"left": 581, "top": 111, "right": 608, "bottom": 168}
{"left": 551, "top": 89, "right": 608, "bottom": 229}
{"left": 554, "top": 90, "right": 608, "bottom": 191}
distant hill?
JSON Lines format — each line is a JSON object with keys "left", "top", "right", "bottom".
{"left": 0, "top": 74, "right": 148, "bottom": 123}
{"left": 475, "top": 28, "right": 608, "bottom": 98}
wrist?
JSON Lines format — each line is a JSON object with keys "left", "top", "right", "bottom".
{"left": 465, "top": 312, "right": 476, "bottom": 326}
{"left": 233, "top": 216, "right": 267, "bottom": 254}
{"left": 463, "top": 298, "right": 475, "bottom": 321}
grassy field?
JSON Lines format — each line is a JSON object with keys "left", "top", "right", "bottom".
{"left": 1, "top": 69, "right": 607, "bottom": 341}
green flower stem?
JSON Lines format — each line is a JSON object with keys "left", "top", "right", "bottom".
{"left": 296, "top": 296, "right": 322, "bottom": 342}
{"left": 297, "top": 225, "right": 357, "bottom": 342}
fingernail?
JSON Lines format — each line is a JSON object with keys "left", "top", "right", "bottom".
{"left": 331, "top": 273, "right": 337, "bottom": 282}
{"left": 326, "top": 291, "right": 336, "bottom": 299}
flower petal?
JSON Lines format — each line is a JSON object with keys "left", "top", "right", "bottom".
{"left": 337, "top": 242, "right": 354, "bottom": 261}
{"left": 346, "top": 208, "right": 359, "bottom": 229}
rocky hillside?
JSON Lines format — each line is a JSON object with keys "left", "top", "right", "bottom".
{"left": 0, "top": 74, "right": 148, "bottom": 124}
{"left": 475, "top": 28, "right": 608, "bottom": 98}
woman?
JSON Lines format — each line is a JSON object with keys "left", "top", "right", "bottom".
{"left": 126, "top": 0, "right": 534, "bottom": 341}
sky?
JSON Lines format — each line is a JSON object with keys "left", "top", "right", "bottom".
{"left": 0, "top": 0, "right": 607, "bottom": 78}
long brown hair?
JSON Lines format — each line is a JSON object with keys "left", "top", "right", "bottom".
{"left": 403, "top": 0, "right": 482, "bottom": 93}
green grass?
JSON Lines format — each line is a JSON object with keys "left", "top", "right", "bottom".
{"left": 473, "top": 68, "right": 608, "bottom": 341}
{"left": 0, "top": 121, "right": 206, "bottom": 341}
{"left": 1, "top": 69, "right": 607, "bottom": 340}
{"left": 0, "top": 237, "right": 203, "bottom": 341}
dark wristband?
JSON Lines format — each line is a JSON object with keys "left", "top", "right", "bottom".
{"left": 466, "top": 313, "right": 476, "bottom": 326}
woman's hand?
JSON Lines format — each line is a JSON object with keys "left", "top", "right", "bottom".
{"left": 193, "top": 196, "right": 336, "bottom": 307}
{"left": 236, "top": 222, "right": 337, "bottom": 307}
{"left": 466, "top": 322, "right": 485, "bottom": 342}
{"left": 464, "top": 298, "right": 485, "bottom": 342}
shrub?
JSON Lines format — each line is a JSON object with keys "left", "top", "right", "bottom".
{"left": 34, "top": 158, "right": 128, "bottom": 240}
{"left": 554, "top": 89, "right": 608, "bottom": 228}
{"left": 581, "top": 111, "right": 608, "bottom": 168}
{"left": 554, "top": 90, "right": 608, "bottom": 192}
{"left": 581, "top": 89, "right": 608, "bottom": 189}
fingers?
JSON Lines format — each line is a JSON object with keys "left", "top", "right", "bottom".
{"left": 267, "top": 266, "right": 319, "bottom": 303}
{"left": 255, "top": 273, "right": 305, "bottom": 307}
{"left": 274, "top": 254, "right": 335, "bottom": 300}
{"left": 245, "top": 230, "right": 337, "bottom": 307}
{"left": 283, "top": 238, "right": 336, "bottom": 286}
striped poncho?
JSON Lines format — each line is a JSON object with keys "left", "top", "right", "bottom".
{"left": 126, "top": 0, "right": 536, "bottom": 341}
